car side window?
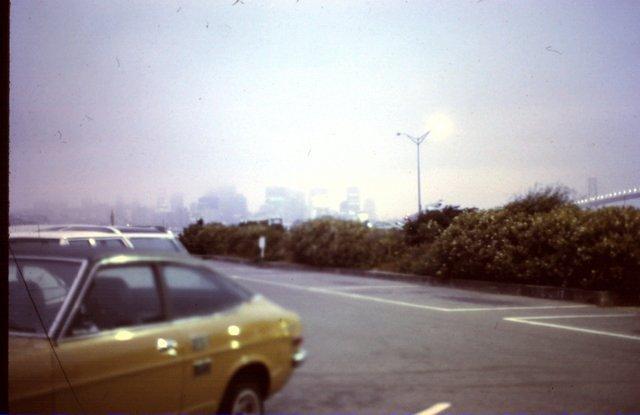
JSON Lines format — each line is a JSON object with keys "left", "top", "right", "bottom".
{"left": 9, "top": 259, "right": 78, "bottom": 333}
{"left": 129, "top": 238, "right": 179, "bottom": 252}
{"left": 162, "top": 265, "right": 245, "bottom": 319}
{"left": 95, "top": 239, "right": 127, "bottom": 248}
{"left": 69, "top": 265, "right": 163, "bottom": 335}
{"left": 68, "top": 239, "right": 92, "bottom": 247}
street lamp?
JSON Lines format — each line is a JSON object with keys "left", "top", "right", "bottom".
{"left": 396, "top": 131, "right": 430, "bottom": 214}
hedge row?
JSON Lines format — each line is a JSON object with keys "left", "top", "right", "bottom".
{"left": 180, "top": 219, "right": 287, "bottom": 261}
{"left": 179, "top": 189, "right": 640, "bottom": 293}
{"left": 419, "top": 206, "right": 640, "bottom": 292}
{"left": 180, "top": 217, "right": 405, "bottom": 268}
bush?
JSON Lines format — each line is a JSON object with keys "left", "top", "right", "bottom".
{"left": 573, "top": 207, "right": 640, "bottom": 292}
{"left": 403, "top": 205, "right": 472, "bottom": 246}
{"left": 288, "top": 219, "right": 381, "bottom": 268}
{"left": 179, "top": 219, "right": 206, "bottom": 254}
{"left": 179, "top": 186, "right": 640, "bottom": 294}
{"left": 196, "top": 222, "right": 230, "bottom": 256}
{"left": 504, "top": 185, "right": 572, "bottom": 215}
{"left": 420, "top": 204, "right": 640, "bottom": 293}
{"left": 179, "top": 220, "right": 286, "bottom": 261}
{"left": 226, "top": 222, "right": 287, "bottom": 261}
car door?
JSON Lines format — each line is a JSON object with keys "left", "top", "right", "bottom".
{"left": 53, "top": 264, "right": 184, "bottom": 413}
{"left": 8, "top": 257, "right": 81, "bottom": 413}
{"left": 159, "top": 264, "right": 255, "bottom": 413}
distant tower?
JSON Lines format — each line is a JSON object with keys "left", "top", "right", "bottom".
{"left": 363, "top": 198, "right": 377, "bottom": 221}
{"left": 588, "top": 177, "right": 598, "bottom": 198}
{"left": 110, "top": 209, "right": 115, "bottom": 225}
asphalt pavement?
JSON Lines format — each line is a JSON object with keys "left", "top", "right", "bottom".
{"left": 210, "top": 260, "right": 640, "bottom": 415}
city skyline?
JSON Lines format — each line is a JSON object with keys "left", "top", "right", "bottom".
{"left": 9, "top": 1, "right": 640, "bottom": 219}
{"left": 11, "top": 178, "right": 640, "bottom": 229}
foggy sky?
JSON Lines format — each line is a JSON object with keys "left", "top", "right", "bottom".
{"left": 9, "top": 0, "right": 640, "bottom": 219}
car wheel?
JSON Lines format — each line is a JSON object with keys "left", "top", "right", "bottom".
{"left": 219, "top": 380, "right": 264, "bottom": 415}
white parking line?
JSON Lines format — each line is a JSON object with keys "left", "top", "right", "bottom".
{"left": 504, "top": 314, "right": 640, "bottom": 341}
{"left": 509, "top": 313, "right": 638, "bottom": 320}
{"left": 446, "top": 304, "right": 589, "bottom": 312}
{"left": 415, "top": 402, "right": 451, "bottom": 415}
{"left": 315, "top": 284, "right": 419, "bottom": 290}
{"left": 232, "top": 275, "right": 451, "bottom": 311}
{"left": 232, "top": 275, "right": 590, "bottom": 313}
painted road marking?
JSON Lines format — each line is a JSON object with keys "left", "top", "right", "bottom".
{"left": 445, "top": 304, "right": 588, "bottom": 312}
{"left": 232, "top": 275, "right": 590, "bottom": 313}
{"left": 507, "top": 313, "right": 638, "bottom": 320}
{"left": 504, "top": 314, "right": 640, "bottom": 341}
{"left": 232, "top": 275, "right": 451, "bottom": 311}
{"left": 415, "top": 402, "right": 452, "bottom": 415}
{"left": 315, "top": 284, "right": 420, "bottom": 290}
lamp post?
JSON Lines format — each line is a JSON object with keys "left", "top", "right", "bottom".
{"left": 396, "top": 131, "right": 430, "bottom": 214}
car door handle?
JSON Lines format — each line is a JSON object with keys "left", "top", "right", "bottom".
{"left": 157, "top": 338, "right": 178, "bottom": 355}
{"left": 193, "top": 357, "right": 212, "bottom": 376}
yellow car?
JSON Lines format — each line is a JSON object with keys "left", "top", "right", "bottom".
{"left": 9, "top": 244, "right": 306, "bottom": 414}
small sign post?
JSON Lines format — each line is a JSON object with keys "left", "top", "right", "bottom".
{"left": 258, "top": 236, "right": 266, "bottom": 260}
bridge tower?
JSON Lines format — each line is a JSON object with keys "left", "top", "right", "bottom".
{"left": 587, "top": 177, "right": 598, "bottom": 198}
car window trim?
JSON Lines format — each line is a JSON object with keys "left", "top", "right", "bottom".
{"left": 56, "top": 318, "right": 181, "bottom": 344}
{"left": 151, "top": 262, "right": 171, "bottom": 322}
{"left": 8, "top": 331, "right": 49, "bottom": 339}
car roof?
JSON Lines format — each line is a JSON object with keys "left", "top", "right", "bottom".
{"left": 9, "top": 243, "right": 194, "bottom": 264}
{"left": 115, "top": 225, "right": 170, "bottom": 234}
{"left": 9, "top": 229, "right": 127, "bottom": 239}
{"left": 10, "top": 224, "right": 176, "bottom": 236}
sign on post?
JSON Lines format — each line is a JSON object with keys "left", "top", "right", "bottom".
{"left": 258, "top": 236, "right": 266, "bottom": 260}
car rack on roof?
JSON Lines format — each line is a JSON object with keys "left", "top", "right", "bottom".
{"left": 43, "top": 225, "right": 120, "bottom": 234}
{"left": 115, "top": 225, "right": 168, "bottom": 233}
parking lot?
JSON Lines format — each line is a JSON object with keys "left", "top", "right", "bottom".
{"left": 211, "top": 260, "right": 640, "bottom": 414}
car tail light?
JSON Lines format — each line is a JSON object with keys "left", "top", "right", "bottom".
{"left": 292, "top": 336, "right": 303, "bottom": 348}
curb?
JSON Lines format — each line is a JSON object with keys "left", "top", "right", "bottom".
{"left": 203, "top": 255, "right": 637, "bottom": 307}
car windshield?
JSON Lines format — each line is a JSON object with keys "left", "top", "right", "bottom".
{"left": 8, "top": 258, "right": 82, "bottom": 334}
{"left": 128, "top": 237, "right": 181, "bottom": 252}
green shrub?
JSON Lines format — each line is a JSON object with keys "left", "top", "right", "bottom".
{"left": 226, "top": 223, "right": 287, "bottom": 261}
{"left": 196, "top": 222, "right": 230, "bottom": 256}
{"left": 403, "top": 205, "right": 471, "bottom": 246}
{"left": 573, "top": 207, "right": 640, "bottom": 291}
{"left": 179, "top": 218, "right": 205, "bottom": 254}
{"left": 421, "top": 204, "right": 640, "bottom": 293}
{"left": 179, "top": 187, "right": 640, "bottom": 294}
{"left": 504, "top": 185, "right": 572, "bottom": 215}
{"left": 288, "top": 219, "right": 380, "bottom": 268}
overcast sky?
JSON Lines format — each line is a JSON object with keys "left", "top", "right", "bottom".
{"left": 9, "top": 0, "right": 640, "bottom": 218}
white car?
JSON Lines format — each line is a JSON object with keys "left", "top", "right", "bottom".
{"left": 114, "top": 225, "right": 188, "bottom": 253}
{"left": 9, "top": 224, "right": 188, "bottom": 253}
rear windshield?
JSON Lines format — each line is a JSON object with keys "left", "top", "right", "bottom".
{"left": 9, "top": 258, "right": 82, "bottom": 334}
{"left": 129, "top": 237, "right": 181, "bottom": 252}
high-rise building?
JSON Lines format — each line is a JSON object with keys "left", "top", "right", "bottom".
{"left": 363, "top": 198, "right": 376, "bottom": 221}
{"left": 340, "top": 187, "right": 360, "bottom": 219}
{"left": 191, "top": 187, "right": 248, "bottom": 224}
{"left": 257, "top": 187, "right": 307, "bottom": 225}
{"left": 156, "top": 195, "right": 171, "bottom": 214}
{"left": 170, "top": 193, "right": 185, "bottom": 211}
{"left": 309, "top": 188, "right": 330, "bottom": 219}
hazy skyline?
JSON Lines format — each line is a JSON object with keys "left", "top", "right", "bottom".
{"left": 10, "top": 0, "right": 640, "bottom": 219}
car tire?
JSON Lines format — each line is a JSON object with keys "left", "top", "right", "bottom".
{"left": 218, "top": 380, "right": 264, "bottom": 415}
